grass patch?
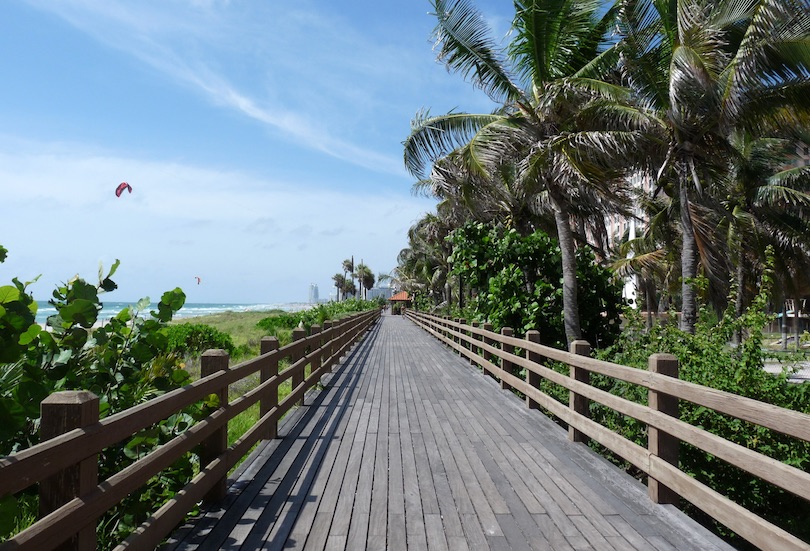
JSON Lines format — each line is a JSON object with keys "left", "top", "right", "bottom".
{"left": 171, "top": 309, "right": 339, "bottom": 473}
{"left": 172, "top": 310, "right": 284, "bottom": 357}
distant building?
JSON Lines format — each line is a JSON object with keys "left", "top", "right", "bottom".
{"left": 367, "top": 286, "right": 394, "bottom": 300}
{"left": 308, "top": 283, "right": 319, "bottom": 304}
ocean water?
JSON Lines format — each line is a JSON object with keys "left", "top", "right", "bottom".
{"left": 34, "top": 301, "right": 312, "bottom": 325}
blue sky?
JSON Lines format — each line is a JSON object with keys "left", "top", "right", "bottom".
{"left": 0, "top": 0, "right": 512, "bottom": 305}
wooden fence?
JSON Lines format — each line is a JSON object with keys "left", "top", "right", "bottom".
{"left": 0, "top": 308, "right": 381, "bottom": 551}
{"left": 405, "top": 309, "right": 810, "bottom": 551}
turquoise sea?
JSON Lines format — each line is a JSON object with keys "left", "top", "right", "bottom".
{"left": 34, "top": 301, "right": 312, "bottom": 325}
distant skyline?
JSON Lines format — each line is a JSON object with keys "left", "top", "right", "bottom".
{"left": 0, "top": 1, "right": 512, "bottom": 304}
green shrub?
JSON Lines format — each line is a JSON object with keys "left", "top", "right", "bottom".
{"left": 597, "top": 268, "right": 810, "bottom": 547}
{"left": 256, "top": 299, "right": 377, "bottom": 335}
{"left": 447, "top": 222, "right": 623, "bottom": 347}
{"left": 162, "top": 323, "right": 235, "bottom": 355}
{"left": 0, "top": 250, "right": 206, "bottom": 548}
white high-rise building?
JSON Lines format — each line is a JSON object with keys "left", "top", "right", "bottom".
{"left": 308, "top": 283, "right": 319, "bottom": 304}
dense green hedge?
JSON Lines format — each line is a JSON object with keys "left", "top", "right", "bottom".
{"left": 162, "top": 323, "right": 236, "bottom": 355}
{"left": 446, "top": 222, "right": 623, "bottom": 347}
{"left": 594, "top": 271, "right": 810, "bottom": 548}
{"left": 256, "top": 297, "right": 381, "bottom": 334}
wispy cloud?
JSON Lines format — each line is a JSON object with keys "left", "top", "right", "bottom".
{"left": 24, "top": 0, "right": 410, "bottom": 176}
{"left": 0, "top": 137, "right": 433, "bottom": 301}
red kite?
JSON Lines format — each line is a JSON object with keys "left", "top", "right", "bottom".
{"left": 115, "top": 182, "right": 132, "bottom": 197}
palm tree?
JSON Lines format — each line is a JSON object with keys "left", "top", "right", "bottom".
{"left": 404, "top": 0, "right": 625, "bottom": 345}
{"left": 342, "top": 280, "right": 357, "bottom": 300}
{"left": 357, "top": 264, "right": 376, "bottom": 299}
{"left": 396, "top": 212, "right": 455, "bottom": 305}
{"left": 607, "top": 0, "right": 810, "bottom": 333}
{"left": 332, "top": 273, "right": 346, "bottom": 302}
{"left": 718, "top": 134, "right": 810, "bottom": 328}
{"left": 342, "top": 258, "right": 354, "bottom": 300}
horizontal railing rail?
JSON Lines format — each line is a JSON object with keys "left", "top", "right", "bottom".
{"left": 0, "top": 308, "right": 381, "bottom": 551}
{"left": 405, "top": 309, "right": 810, "bottom": 551}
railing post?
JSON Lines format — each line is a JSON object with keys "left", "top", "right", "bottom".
{"left": 40, "top": 390, "right": 99, "bottom": 551}
{"left": 500, "top": 327, "right": 514, "bottom": 391}
{"left": 648, "top": 353, "right": 680, "bottom": 504}
{"left": 453, "top": 318, "right": 461, "bottom": 352}
{"left": 568, "top": 340, "right": 591, "bottom": 443}
{"left": 458, "top": 318, "right": 467, "bottom": 356}
{"left": 483, "top": 322, "right": 494, "bottom": 379}
{"left": 323, "top": 320, "right": 334, "bottom": 372}
{"left": 470, "top": 321, "right": 480, "bottom": 366}
{"left": 292, "top": 327, "right": 307, "bottom": 406}
{"left": 260, "top": 336, "right": 279, "bottom": 439}
{"left": 310, "top": 324, "right": 322, "bottom": 377}
{"left": 525, "top": 330, "right": 541, "bottom": 410}
{"left": 201, "top": 349, "right": 229, "bottom": 503}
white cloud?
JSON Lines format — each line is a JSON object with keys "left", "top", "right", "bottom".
{"left": 22, "top": 0, "right": 415, "bottom": 176}
{"left": 0, "top": 139, "right": 433, "bottom": 303}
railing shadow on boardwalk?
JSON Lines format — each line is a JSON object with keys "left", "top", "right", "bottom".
{"left": 163, "top": 313, "right": 741, "bottom": 551}
{"left": 0, "top": 309, "right": 380, "bottom": 551}
{"left": 165, "top": 321, "right": 381, "bottom": 550}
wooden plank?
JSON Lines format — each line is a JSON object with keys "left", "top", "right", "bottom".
{"left": 368, "top": 372, "right": 390, "bottom": 538}
{"left": 227, "top": 352, "right": 367, "bottom": 549}
{"left": 533, "top": 514, "right": 575, "bottom": 551}
{"left": 459, "top": 513, "right": 490, "bottom": 551}
{"left": 346, "top": 374, "right": 382, "bottom": 548}
{"left": 424, "top": 513, "right": 449, "bottom": 551}
{"left": 415, "top": 400, "right": 465, "bottom": 540}
{"left": 604, "top": 515, "right": 658, "bottom": 551}
{"left": 432, "top": 400, "right": 502, "bottom": 536}
{"left": 401, "top": 429, "right": 428, "bottom": 548}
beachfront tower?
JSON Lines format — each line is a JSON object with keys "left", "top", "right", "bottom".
{"left": 309, "top": 283, "right": 319, "bottom": 304}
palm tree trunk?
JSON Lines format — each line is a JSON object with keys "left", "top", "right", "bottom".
{"left": 734, "top": 256, "right": 745, "bottom": 345}
{"left": 645, "top": 278, "right": 655, "bottom": 330}
{"left": 551, "top": 193, "right": 581, "bottom": 346}
{"left": 795, "top": 301, "right": 801, "bottom": 352}
{"left": 679, "top": 183, "right": 698, "bottom": 334}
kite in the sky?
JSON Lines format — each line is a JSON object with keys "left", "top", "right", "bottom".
{"left": 195, "top": 276, "right": 201, "bottom": 285}
{"left": 115, "top": 182, "right": 132, "bottom": 197}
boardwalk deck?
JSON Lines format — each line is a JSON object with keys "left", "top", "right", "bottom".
{"left": 164, "top": 313, "right": 735, "bottom": 551}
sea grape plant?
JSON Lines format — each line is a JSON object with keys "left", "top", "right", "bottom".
{"left": 446, "top": 222, "right": 623, "bottom": 347}
{"left": 0, "top": 246, "right": 206, "bottom": 547}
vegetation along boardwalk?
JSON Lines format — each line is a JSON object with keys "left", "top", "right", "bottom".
{"left": 165, "top": 312, "right": 733, "bottom": 551}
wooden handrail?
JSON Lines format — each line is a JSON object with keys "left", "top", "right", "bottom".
{"left": 0, "top": 308, "right": 381, "bottom": 551}
{"left": 405, "top": 310, "right": 810, "bottom": 551}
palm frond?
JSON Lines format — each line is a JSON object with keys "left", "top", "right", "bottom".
{"left": 431, "top": 0, "right": 523, "bottom": 102}
{"left": 403, "top": 110, "right": 502, "bottom": 178}
{"left": 511, "top": 0, "right": 608, "bottom": 84}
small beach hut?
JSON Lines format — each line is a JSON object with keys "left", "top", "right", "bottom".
{"left": 388, "top": 291, "right": 411, "bottom": 315}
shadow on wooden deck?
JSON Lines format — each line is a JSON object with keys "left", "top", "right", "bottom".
{"left": 164, "top": 314, "right": 735, "bottom": 551}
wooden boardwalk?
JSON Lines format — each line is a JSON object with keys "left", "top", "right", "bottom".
{"left": 165, "top": 313, "right": 735, "bottom": 551}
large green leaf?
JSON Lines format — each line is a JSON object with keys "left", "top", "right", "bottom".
{"left": 0, "top": 286, "right": 20, "bottom": 304}
{"left": 60, "top": 298, "right": 99, "bottom": 327}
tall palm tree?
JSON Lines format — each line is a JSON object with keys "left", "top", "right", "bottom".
{"left": 607, "top": 0, "right": 810, "bottom": 333}
{"left": 332, "top": 273, "right": 346, "bottom": 301}
{"left": 718, "top": 133, "right": 810, "bottom": 322}
{"left": 396, "top": 212, "right": 455, "bottom": 304}
{"left": 355, "top": 263, "right": 375, "bottom": 299}
{"left": 342, "top": 258, "right": 354, "bottom": 299}
{"left": 404, "top": 0, "right": 625, "bottom": 345}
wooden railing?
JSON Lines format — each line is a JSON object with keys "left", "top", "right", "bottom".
{"left": 0, "top": 308, "right": 381, "bottom": 551}
{"left": 405, "top": 309, "right": 810, "bottom": 551}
